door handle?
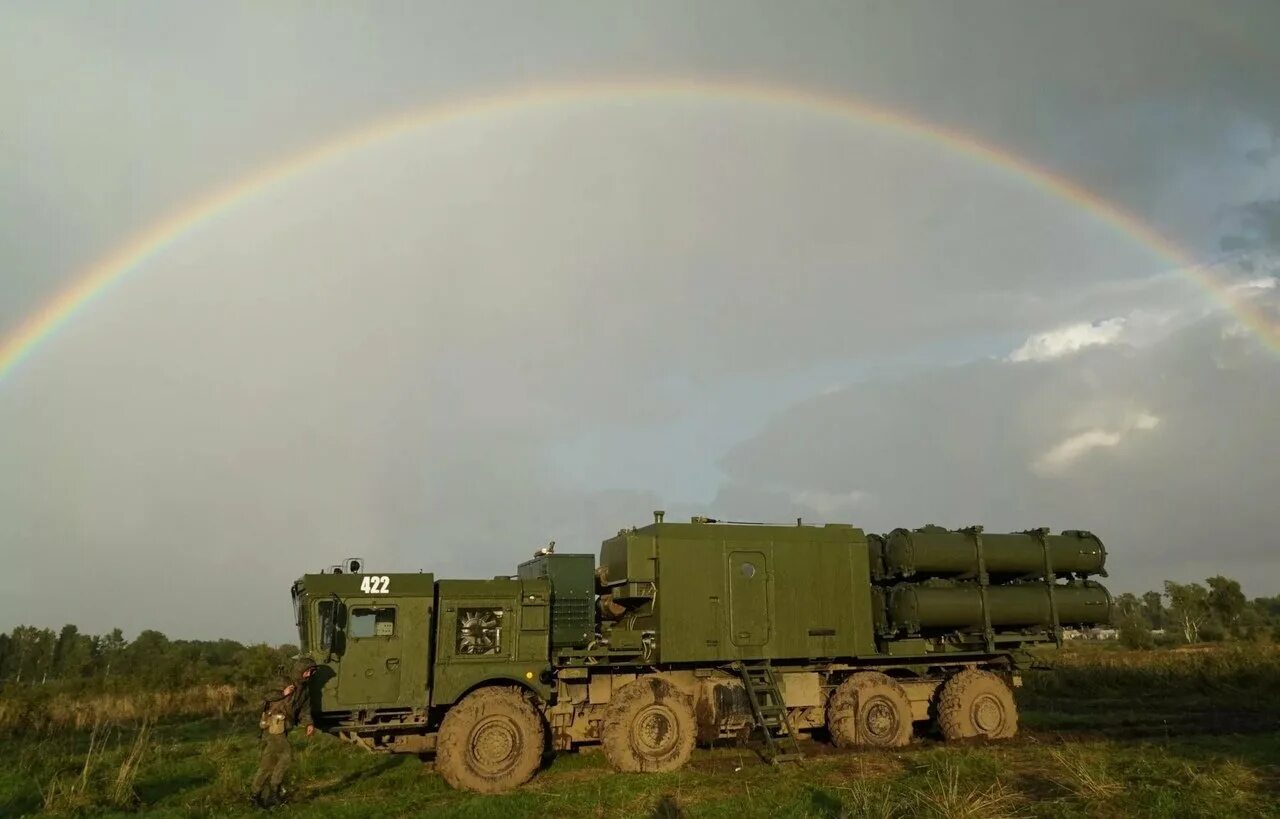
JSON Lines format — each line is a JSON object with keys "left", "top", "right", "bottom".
{"left": 386, "top": 658, "right": 400, "bottom": 671}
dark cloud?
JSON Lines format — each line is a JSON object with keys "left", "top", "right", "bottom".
{"left": 1220, "top": 200, "right": 1280, "bottom": 253}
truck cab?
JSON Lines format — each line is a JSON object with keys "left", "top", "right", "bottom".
{"left": 290, "top": 566, "right": 552, "bottom": 750}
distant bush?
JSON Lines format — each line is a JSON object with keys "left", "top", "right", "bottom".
{"left": 0, "top": 623, "right": 296, "bottom": 737}
{"left": 0, "top": 624, "right": 296, "bottom": 695}
{"left": 1117, "top": 614, "right": 1155, "bottom": 650}
{"left": 1197, "top": 623, "right": 1227, "bottom": 643}
{"left": 0, "top": 683, "right": 245, "bottom": 735}
{"left": 1024, "top": 644, "right": 1280, "bottom": 700}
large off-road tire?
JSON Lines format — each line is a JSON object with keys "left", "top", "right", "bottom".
{"left": 826, "top": 671, "right": 914, "bottom": 749}
{"left": 936, "top": 669, "right": 1018, "bottom": 741}
{"left": 435, "top": 687, "right": 545, "bottom": 793}
{"left": 601, "top": 677, "right": 697, "bottom": 773}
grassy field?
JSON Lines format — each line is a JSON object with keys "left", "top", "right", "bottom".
{"left": 2, "top": 646, "right": 1278, "bottom": 817}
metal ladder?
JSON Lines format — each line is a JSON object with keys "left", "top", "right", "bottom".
{"left": 733, "top": 660, "right": 804, "bottom": 764}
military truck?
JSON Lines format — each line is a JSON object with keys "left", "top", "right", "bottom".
{"left": 289, "top": 514, "right": 1111, "bottom": 792}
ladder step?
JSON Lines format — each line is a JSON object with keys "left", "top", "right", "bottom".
{"left": 732, "top": 661, "right": 804, "bottom": 764}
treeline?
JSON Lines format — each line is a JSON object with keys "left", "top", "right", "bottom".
{"left": 2, "top": 575, "right": 1276, "bottom": 692}
{"left": 0, "top": 624, "right": 297, "bottom": 694}
{"left": 1113, "top": 575, "right": 1280, "bottom": 649}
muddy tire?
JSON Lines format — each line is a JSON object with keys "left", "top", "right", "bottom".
{"left": 601, "top": 677, "right": 696, "bottom": 773}
{"left": 435, "top": 687, "right": 545, "bottom": 793}
{"left": 936, "top": 669, "right": 1018, "bottom": 741}
{"left": 826, "top": 671, "right": 913, "bottom": 748}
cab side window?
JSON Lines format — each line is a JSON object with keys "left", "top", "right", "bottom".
{"left": 317, "top": 600, "right": 335, "bottom": 651}
{"left": 350, "top": 607, "right": 396, "bottom": 639}
{"left": 316, "top": 600, "right": 348, "bottom": 653}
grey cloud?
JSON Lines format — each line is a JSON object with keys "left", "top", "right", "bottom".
{"left": 719, "top": 289, "right": 1280, "bottom": 597}
{"left": 3, "top": 2, "right": 1280, "bottom": 639}
{"left": 1220, "top": 199, "right": 1280, "bottom": 253}
{"left": 1245, "top": 147, "right": 1276, "bottom": 168}
{"left": 5, "top": 1, "right": 1280, "bottom": 327}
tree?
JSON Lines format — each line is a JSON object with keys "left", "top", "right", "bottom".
{"left": 6, "top": 626, "right": 57, "bottom": 684}
{"left": 97, "top": 628, "right": 128, "bottom": 679}
{"left": 1117, "top": 608, "right": 1155, "bottom": 649}
{"left": 1, "top": 624, "right": 296, "bottom": 696}
{"left": 122, "top": 630, "right": 175, "bottom": 687}
{"left": 1164, "top": 581, "right": 1211, "bottom": 643}
{"left": 1141, "top": 591, "right": 1165, "bottom": 630}
{"left": 0, "top": 632, "right": 11, "bottom": 682}
{"left": 1114, "top": 592, "right": 1141, "bottom": 616}
{"left": 52, "top": 624, "right": 94, "bottom": 680}
{"left": 1206, "top": 576, "right": 1247, "bottom": 632}
{"left": 1235, "top": 606, "right": 1270, "bottom": 642}
{"left": 1253, "top": 595, "right": 1280, "bottom": 620}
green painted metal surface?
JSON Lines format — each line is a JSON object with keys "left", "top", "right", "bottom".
{"left": 728, "top": 550, "right": 770, "bottom": 647}
{"left": 430, "top": 578, "right": 552, "bottom": 705}
{"left": 888, "top": 580, "right": 1113, "bottom": 632}
{"left": 884, "top": 526, "right": 1106, "bottom": 578}
{"left": 517, "top": 553, "right": 594, "bottom": 648}
{"left": 602, "top": 520, "right": 878, "bottom": 664}
{"left": 294, "top": 572, "right": 434, "bottom": 712}
{"left": 293, "top": 572, "right": 552, "bottom": 713}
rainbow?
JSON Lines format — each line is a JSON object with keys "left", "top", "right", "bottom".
{"left": 2, "top": 78, "right": 1276, "bottom": 382}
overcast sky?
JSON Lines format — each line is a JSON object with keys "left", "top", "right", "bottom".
{"left": 2, "top": 1, "right": 1278, "bottom": 642}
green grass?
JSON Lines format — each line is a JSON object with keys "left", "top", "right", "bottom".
{"left": 3, "top": 710, "right": 1276, "bottom": 817}
{"left": 3, "top": 647, "right": 1279, "bottom": 817}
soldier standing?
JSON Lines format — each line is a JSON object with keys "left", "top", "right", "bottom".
{"left": 250, "top": 658, "right": 317, "bottom": 807}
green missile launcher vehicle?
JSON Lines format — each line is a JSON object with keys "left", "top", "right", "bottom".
{"left": 289, "top": 514, "right": 1112, "bottom": 792}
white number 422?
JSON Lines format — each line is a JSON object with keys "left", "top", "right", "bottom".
{"left": 360, "top": 575, "right": 390, "bottom": 594}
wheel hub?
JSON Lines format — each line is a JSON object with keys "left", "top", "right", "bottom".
{"left": 633, "top": 704, "right": 678, "bottom": 756}
{"left": 470, "top": 716, "right": 519, "bottom": 771}
{"left": 972, "top": 694, "right": 1004, "bottom": 733}
{"left": 865, "top": 699, "right": 896, "bottom": 739}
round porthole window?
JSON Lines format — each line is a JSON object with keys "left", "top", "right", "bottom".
{"left": 740, "top": 562, "right": 756, "bottom": 579}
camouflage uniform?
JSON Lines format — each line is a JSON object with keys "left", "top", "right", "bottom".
{"left": 250, "top": 659, "right": 315, "bottom": 806}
